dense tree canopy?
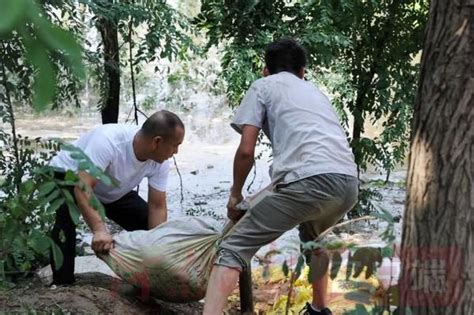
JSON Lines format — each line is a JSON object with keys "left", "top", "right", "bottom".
{"left": 196, "top": 0, "right": 429, "bottom": 176}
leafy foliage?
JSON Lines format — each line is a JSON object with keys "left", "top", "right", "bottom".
{"left": 349, "top": 187, "right": 383, "bottom": 218}
{"left": 196, "top": 0, "right": 428, "bottom": 185}
{"left": 0, "top": 0, "right": 85, "bottom": 110}
{"left": 0, "top": 90, "right": 112, "bottom": 286}
{"left": 80, "top": 0, "right": 198, "bottom": 113}
{"left": 0, "top": 132, "right": 113, "bottom": 285}
{"left": 1, "top": 0, "right": 198, "bottom": 115}
{"left": 0, "top": 129, "right": 62, "bottom": 284}
{"left": 275, "top": 204, "right": 397, "bottom": 312}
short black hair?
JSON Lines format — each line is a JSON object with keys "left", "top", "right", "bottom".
{"left": 141, "top": 110, "right": 184, "bottom": 139}
{"left": 264, "top": 38, "right": 307, "bottom": 75}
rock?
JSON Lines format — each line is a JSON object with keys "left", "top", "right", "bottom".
{"left": 207, "top": 165, "right": 214, "bottom": 169}
{"left": 37, "top": 255, "right": 119, "bottom": 285}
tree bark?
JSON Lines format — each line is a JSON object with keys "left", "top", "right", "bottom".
{"left": 97, "top": 10, "right": 120, "bottom": 124}
{"left": 400, "top": 0, "right": 473, "bottom": 314}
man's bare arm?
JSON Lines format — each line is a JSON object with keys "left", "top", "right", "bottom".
{"left": 148, "top": 187, "right": 167, "bottom": 229}
{"left": 228, "top": 125, "right": 260, "bottom": 221}
{"left": 74, "top": 171, "right": 113, "bottom": 253}
{"left": 231, "top": 125, "right": 260, "bottom": 196}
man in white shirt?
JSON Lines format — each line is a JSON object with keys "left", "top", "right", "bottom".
{"left": 49, "top": 110, "right": 184, "bottom": 285}
{"left": 203, "top": 39, "right": 358, "bottom": 315}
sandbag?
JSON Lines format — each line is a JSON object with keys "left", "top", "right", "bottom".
{"left": 100, "top": 216, "right": 225, "bottom": 302}
{"left": 99, "top": 188, "right": 270, "bottom": 302}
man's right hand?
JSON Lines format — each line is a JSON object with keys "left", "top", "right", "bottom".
{"left": 92, "top": 230, "right": 114, "bottom": 254}
{"left": 227, "top": 193, "right": 245, "bottom": 223}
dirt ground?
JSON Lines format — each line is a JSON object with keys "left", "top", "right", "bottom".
{"left": 1, "top": 265, "right": 387, "bottom": 314}
{"left": 1, "top": 273, "right": 206, "bottom": 314}
{"left": 0, "top": 274, "right": 289, "bottom": 314}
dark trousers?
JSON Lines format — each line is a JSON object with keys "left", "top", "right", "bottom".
{"left": 50, "top": 173, "right": 148, "bottom": 285}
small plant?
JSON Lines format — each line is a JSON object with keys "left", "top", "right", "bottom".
{"left": 0, "top": 137, "right": 114, "bottom": 287}
{"left": 0, "top": 102, "right": 113, "bottom": 288}
{"left": 348, "top": 187, "right": 383, "bottom": 219}
{"left": 272, "top": 206, "right": 396, "bottom": 314}
{"left": 0, "top": 120, "right": 62, "bottom": 286}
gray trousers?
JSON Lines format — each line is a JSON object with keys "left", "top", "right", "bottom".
{"left": 216, "top": 173, "right": 359, "bottom": 270}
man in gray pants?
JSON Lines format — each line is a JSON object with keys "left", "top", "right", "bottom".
{"left": 203, "top": 38, "right": 358, "bottom": 315}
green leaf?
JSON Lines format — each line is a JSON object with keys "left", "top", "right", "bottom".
{"left": 330, "top": 251, "right": 342, "bottom": 280}
{"left": 326, "top": 240, "right": 346, "bottom": 250}
{"left": 294, "top": 255, "right": 305, "bottom": 279}
{"left": 58, "top": 180, "right": 77, "bottom": 186}
{"left": 372, "top": 206, "right": 395, "bottom": 223}
{"left": 21, "top": 179, "right": 35, "bottom": 194}
{"left": 37, "top": 181, "right": 56, "bottom": 197}
{"left": 282, "top": 259, "right": 289, "bottom": 277}
{"left": 36, "top": 25, "right": 85, "bottom": 80}
{"left": 27, "top": 1, "right": 85, "bottom": 81}
{"left": 62, "top": 189, "right": 80, "bottom": 225}
{"left": 70, "top": 152, "right": 86, "bottom": 161}
{"left": 60, "top": 142, "right": 78, "bottom": 152}
{"left": 30, "top": 235, "right": 50, "bottom": 254}
{"left": 48, "top": 197, "right": 65, "bottom": 213}
{"left": 301, "top": 240, "right": 321, "bottom": 251}
{"left": 89, "top": 196, "right": 106, "bottom": 219}
{"left": 49, "top": 237, "right": 64, "bottom": 271}
{"left": 0, "top": 0, "right": 27, "bottom": 33}
{"left": 22, "top": 36, "right": 56, "bottom": 110}
{"left": 78, "top": 161, "right": 89, "bottom": 171}
{"left": 355, "top": 304, "right": 369, "bottom": 314}
{"left": 346, "top": 251, "right": 353, "bottom": 280}
{"left": 381, "top": 245, "right": 394, "bottom": 258}
{"left": 96, "top": 172, "right": 114, "bottom": 186}
{"left": 64, "top": 170, "right": 78, "bottom": 182}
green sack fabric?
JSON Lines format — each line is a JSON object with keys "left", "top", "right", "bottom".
{"left": 100, "top": 216, "right": 224, "bottom": 302}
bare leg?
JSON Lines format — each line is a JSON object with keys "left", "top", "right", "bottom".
{"left": 203, "top": 265, "right": 240, "bottom": 315}
{"left": 311, "top": 250, "right": 330, "bottom": 309}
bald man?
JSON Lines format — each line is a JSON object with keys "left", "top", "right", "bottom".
{"left": 49, "top": 110, "right": 185, "bottom": 285}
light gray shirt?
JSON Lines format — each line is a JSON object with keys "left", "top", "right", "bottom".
{"left": 231, "top": 71, "right": 357, "bottom": 184}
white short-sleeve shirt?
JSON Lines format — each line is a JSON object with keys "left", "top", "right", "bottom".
{"left": 50, "top": 124, "right": 170, "bottom": 204}
{"left": 231, "top": 71, "right": 357, "bottom": 184}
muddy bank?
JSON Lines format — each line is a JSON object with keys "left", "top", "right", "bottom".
{"left": 1, "top": 273, "right": 204, "bottom": 314}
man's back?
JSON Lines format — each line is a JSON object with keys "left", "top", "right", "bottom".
{"left": 232, "top": 71, "right": 357, "bottom": 184}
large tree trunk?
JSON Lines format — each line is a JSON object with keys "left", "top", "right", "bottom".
{"left": 97, "top": 10, "right": 120, "bottom": 124}
{"left": 400, "top": 0, "right": 473, "bottom": 314}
